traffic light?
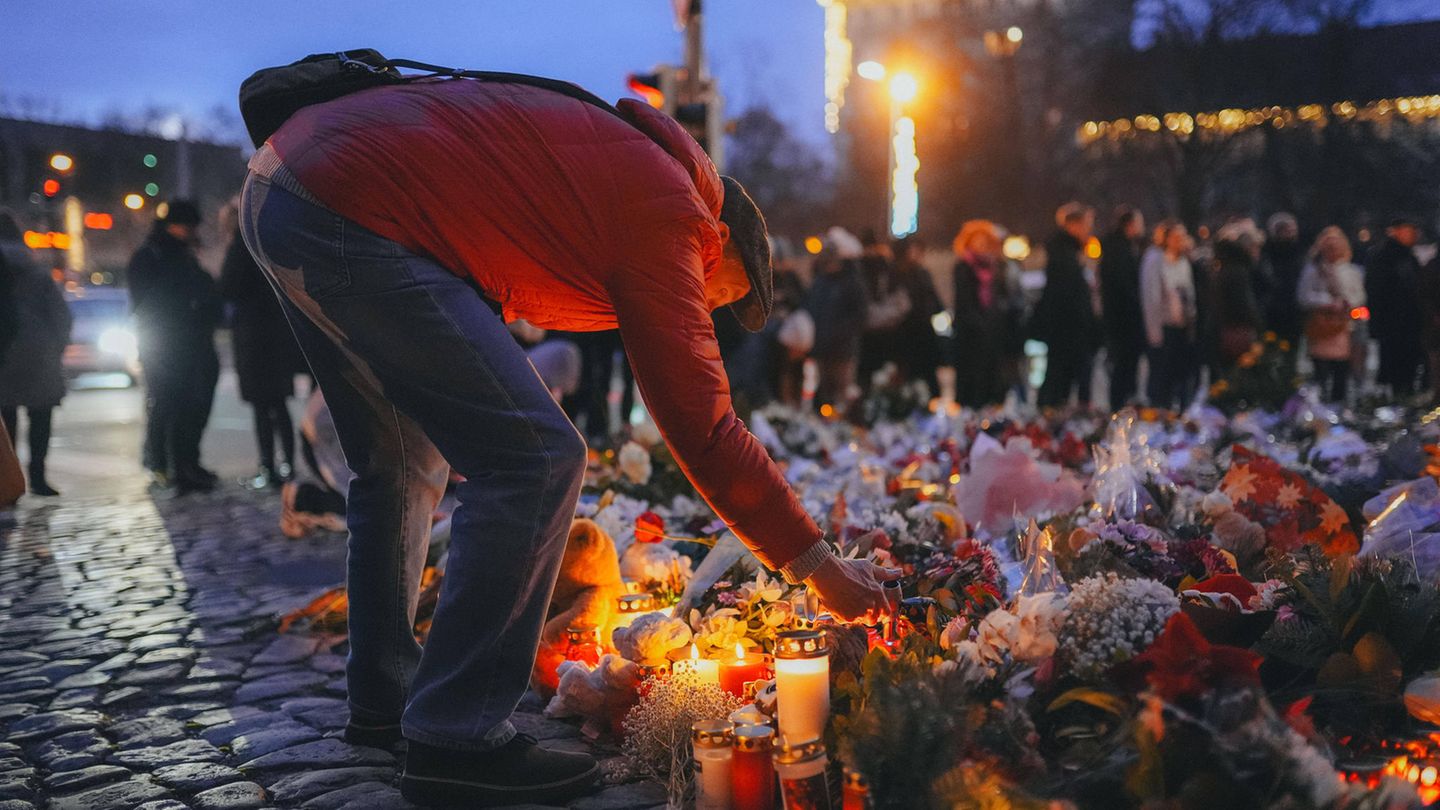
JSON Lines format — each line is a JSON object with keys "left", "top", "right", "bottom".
{"left": 42, "top": 179, "right": 60, "bottom": 197}
{"left": 627, "top": 69, "right": 676, "bottom": 115}
{"left": 675, "top": 90, "right": 724, "bottom": 171}
{"left": 626, "top": 65, "right": 724, "bottom": 171}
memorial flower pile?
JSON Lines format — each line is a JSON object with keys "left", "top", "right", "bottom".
{"left": 543, "top": 395, "right": 1440, "bottom": 809}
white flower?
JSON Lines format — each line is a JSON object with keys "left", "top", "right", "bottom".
{"left": 594, "top": 494, "right": 650, "bottom": 555}
{"left": 1011, "top": 592, "right": 1068, "bottom": 663}
{"left": 612, "top": 613, "right": 691, "bottom": 666}
{"left": 976, "top": 609, "right": 1019, "bottom": 664}
{"left": 631, "top": 418, "right": 662, "bottom": 448}
{"left": 618, "top": 441, "right": 653, "bottom": 485}
{"left": 619, "top": 542, "right": 692, "bottom": 590}
{"left": 1060, "top": 573, "right": 1179, "bottom": 678}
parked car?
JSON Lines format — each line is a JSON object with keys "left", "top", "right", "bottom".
{"left": 63, "top": 287, "right": 140, "bottom": 383}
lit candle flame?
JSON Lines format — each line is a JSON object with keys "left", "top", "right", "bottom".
{"left": 690, "top": 643, "right": 700, "bottom": 661}
{"left": 735, "top": 642, "right": 746, "bottom": 661}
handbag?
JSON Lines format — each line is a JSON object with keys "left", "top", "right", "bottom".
{"left": 0, "top": 420, "right": 23, "bottom": 507}
{"left": 1306, "top": 308, "right": 1350, "bottom": 343}
{"left": 240, "top": 50, "right": 625, "bottom": 149}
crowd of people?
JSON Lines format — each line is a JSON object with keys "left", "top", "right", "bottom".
{"left": 701, "top": 203, "right": 1440, "bottom": 419}
{"left": 1, "top": 197, "right": 1438, "bottom": 503}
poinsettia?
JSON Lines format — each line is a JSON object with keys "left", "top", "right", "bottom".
{"left": 1133, "top": 612, "right": 1262, "bottom": 701}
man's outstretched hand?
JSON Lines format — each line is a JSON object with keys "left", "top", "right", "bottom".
{"left": 804, "top": 554, "right": 902, "bottom": 624}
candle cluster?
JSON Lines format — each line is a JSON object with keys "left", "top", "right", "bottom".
{"left": 675, "top": 627, "right": 840, "bottom": 809}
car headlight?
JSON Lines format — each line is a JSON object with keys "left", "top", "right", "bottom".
{"left": 97, "top": 326, "right": 138, "bottom": 358}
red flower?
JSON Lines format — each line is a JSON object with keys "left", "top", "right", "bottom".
{"left": 1134, "top": 613, "right": 1262, "bottom": 701}
{"left": 635, "top": 511, "right": 666, "bottom": 544}
{"left": 1190, "top": 574, "right": 1259, "bottom": 607}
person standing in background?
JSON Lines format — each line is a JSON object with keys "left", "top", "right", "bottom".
{"left": 127, "top": 200, "right": 222, "bottom": 494}
{"left": 1100, "top": 206, "right": 1147, "bottom": 407}
{"left": 806, "top": 228, "right": 869, "bottom": 413}
{"left": 857, "top": 229, "right": 904, "bottom": 390}
{"left": 1366, "top": 218, "right": 1427, "bottom": 398}
{"left": 1298, "top": 226, "right": 1365, "bottom": 404}
{"left": 1261, "top": 213, "right": 1305, "bottom": 345}
{"left": 219, "top": 204, "right": 308, "bottom": 490}
{"left": 1033, "top": 203, "right": 1098, "bottom": 409}
{"left": 1206, "top": 221, "right": 1268, "bottom": 373}
{"left": 1140, "top": 222, "right": 1197, "bottom": 410}
{"left": 0, "top": 210, "right": 71, "bottom": 497}
{"left": 890, "top": 234, "right": 944, "bottom": 396}
{"left": 951, "top": 220, "right": 1016, "bottom": 408}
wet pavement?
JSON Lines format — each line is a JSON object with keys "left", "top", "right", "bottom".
{"left": 0, "top": 474, "right": 662, "bottom": 810}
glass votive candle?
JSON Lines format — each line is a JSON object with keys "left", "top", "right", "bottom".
{"left": 732, "top": 724, "right": 778, "bottom": 810}
{"left": 564, "top": 625, "right": 603, "bottom": 665}
{"left": 773, "top": 630, "right": 829, "bottom": 743}
{"left": 842, "top": 767, "right": 870, "bottom": 810}
{"left": 774, "top": 738, "right": 830, "bottom": 810}
{"left": 693, "top": 719, "right": 736, "bottom": 810}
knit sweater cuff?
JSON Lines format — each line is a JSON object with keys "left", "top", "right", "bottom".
{"left": 779, "top": 538, "right": 835, "bottom": 585}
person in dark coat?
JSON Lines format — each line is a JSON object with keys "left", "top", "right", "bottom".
{"left": 219, "top": 223, "right": 306, "bottom": 488}
{"left": 890, "top": 235, "right": 944, "bottom": 396}
{"left": 0, "top": 210, "right": 71, "bottom": 496}
{"left": 1205, "top": 222, "right": 1266, "bottom": 373}
{"left": 806, "top": 231, "right": 869, "bottom": 413}
{"left": 1033, "top": 203, "right": 1099, "bottom": 409}
{"left": 857, "top": 229, "right": 900, "bottom": 391}
{"left": 127, "top": 200, "right": 222, "bottom": 494}
{"left": 1099, "top": 206, "right": 1147, "bottom": 406}
{"left": 1366, "top": 219, "right": 1426, "bottom": 397}
{"left": 951, "top": 220, "right": 1016, "bottom": 407}
{"left": 1261, "top": 213, "right": 1305, "bottom": 343}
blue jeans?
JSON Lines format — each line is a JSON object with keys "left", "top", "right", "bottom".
{"left": 239, "top": 172, "right": 587, "bottom": 751}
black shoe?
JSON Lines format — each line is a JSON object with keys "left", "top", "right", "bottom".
{"left": 175, "top": 473, "right": 217, "bottom": 495}
{"left": 401, "top": 734, "right": 600, "bottom": 807}
{"left": 344, "top": 720, "right": 403, "bottom": 750}
{"left": 28, "top": 478, "right": 59, "bottom": 497}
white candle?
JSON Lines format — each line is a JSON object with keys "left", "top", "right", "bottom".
{"left": 773, "top": 630, "right": 829, "bottom": 743}
{"left": 693, "top": 720, "right": 735, "bottom": 810}
{"left": 674, "top": 644, "right": 721, "bottom": 688}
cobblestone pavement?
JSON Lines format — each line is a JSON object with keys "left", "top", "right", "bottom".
{"left": 0, "top": 479, "right": 664, "bottom": 810}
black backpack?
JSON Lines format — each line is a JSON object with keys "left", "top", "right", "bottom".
{"left": 238, "top": 49, "right": 625, "bottom": 149}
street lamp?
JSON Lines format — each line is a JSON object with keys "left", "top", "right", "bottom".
{"left": 858, "top": 63, "right": 920, "bottom": 238}
{"left": 49, "top": 154, "right": 74, "bottom": 172}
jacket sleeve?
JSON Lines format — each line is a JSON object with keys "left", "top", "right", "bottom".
{"left": 608, "top": 222, "right": 823, "bottom": 573}
{"left": 1296, "top": 263, "right": 1332, "bottom": 310}
{"left": 1139, "top": 252, "right": 1164, "bottom": 348}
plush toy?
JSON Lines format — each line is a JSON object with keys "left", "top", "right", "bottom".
{"left": 532, "top": 519, "right": 625, "bottom": 697}
{"left": 545, "top": 519, "right": 625, "bottom": 645}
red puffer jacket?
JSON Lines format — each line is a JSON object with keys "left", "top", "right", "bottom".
{"left": 269, "top": 78, "right": 820, "bottom": 571}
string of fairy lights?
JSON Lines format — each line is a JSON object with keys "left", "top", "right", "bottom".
{"left": 1078, "top": 95, "right": 1440, "bottom": 146}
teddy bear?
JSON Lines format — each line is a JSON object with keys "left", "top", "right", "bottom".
{"left": 532, "top": 519, "right": 626, "bottom": 696}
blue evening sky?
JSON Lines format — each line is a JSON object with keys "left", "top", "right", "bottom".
{"left": 0, "top": 1, "right": 826, "bottom": 143}
{"left": 1, "top": 0, "right": 1433, "bottom": 147}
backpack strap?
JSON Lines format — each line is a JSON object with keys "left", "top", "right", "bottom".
{"left": 383, "top": 59, "right": 627, "bottom": 122}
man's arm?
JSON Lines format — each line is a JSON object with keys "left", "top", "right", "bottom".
{"left": 607, "top": 222, "right": 825, "bottom": 580}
